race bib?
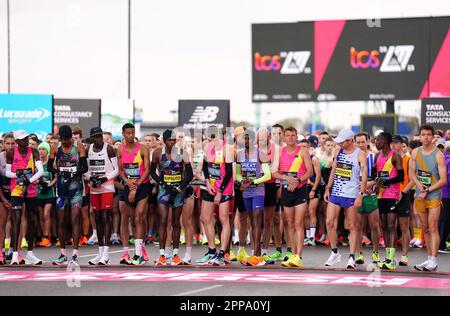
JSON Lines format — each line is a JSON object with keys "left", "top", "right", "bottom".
{"left": 242, "top": 162, "right": 257, "bottom": 187}
{"left": 208, "top": 163, "right": 221, "bottom": 186}
{"left": 417, "top": 170, "right": 432, "bottom": 188}
{"left": 163, "top": 170, "right": 182, "bottom": 183}
{"left": 89, "top": 159, "right": 106, "bottom": 176}
{"left": 283, "top": 172, "right": 298, "bottom": 187}
{"left": 16, "top": 168, "right": 33, "bottom": 185}
{"left": 335, "top": 162, "right": 353, "bottom": 181}
{"left": 123, "top": 163, "right": 140, "bottom": 179}
{"left": 378, "top": 171, "right": 390, "bottom": 188}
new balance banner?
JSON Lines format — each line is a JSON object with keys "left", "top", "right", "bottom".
{"left": 421, "top": 98, "right": 450, "bottom": 135}
{"left": 252, "top": 23, "right": 314, "bottom": 102}
{"left": 361, "top": 114, "right": 398, "bottom": 136}
{"left": 178, "top": 100, "right": 230, "bottom": 130}
{"left": 54, "top": 99, "right": 101, "bottom": 138}
{"left": 252, "top": 17, "right": 450, "bottom": 102}
{"left": 0, "top": 94, "right": 53, "bottom": 140}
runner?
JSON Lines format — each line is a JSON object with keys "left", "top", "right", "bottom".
{"left": 392, "top": 135, "right": 414, "bottom": 266}
{"left": 438, "top": 140, "right": 450, "bottom": 254}
{"left": 195, "top": 128, "right": 234, "bottom": 266}
{"left": 323, "top": 128, "right": 367, "bottom": 269}
{"left": 0, "top": 133, "right": 14, "bottom": 264}
{"left": 86, "top": 127, "right": 118, "bottom": 265}
{"left": 150, "top": 129, "right": 193, "bottom": 266}
{"left": 236, "top": 129, "right": 271, "bottom": 266}
{"left": 317, "top": 137, "right": 334, "bottom": 245}
{"left": 48, "top": 126, "right": 88, "bottom": 265}
{"left": 145, "top": 133, "right": 160, "bottom": 245}
{"left": 354, "top": 132, "right": 381, "bottom": 265}
{"left": 410, "top": 125, "right": 447, "bottom": 271}
{"left": 117, "top": 123, "right": 151, "bottom": 265}
{"left": 6, "top": 130, "right": 44, "bottom": 265}
{"left": 36, "top": 142, "right": 56, "bottom": 248}
{"left": 272, "top": 127, "right": 313, "bottom": 268}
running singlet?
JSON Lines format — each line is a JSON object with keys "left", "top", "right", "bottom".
{"left": 205, "top": 142, "right": 233, "bottom": 195}
{"left": 0, "top": 152, "right": 11, "bottom": 196}
{"left": 414, "top": 147, "right": 441, "bottom": 199}
{"left": 88, "top": 143, "right": 115, "bottom": 194}
{"left": 279, "top": 146, "right": 307, "bottom": 189}
{"left": 331, "top": 148, "right": 361, "bottom": 198}
{"left": 38, "top": 163, "right": 55, "bottom": 199}
{"left": 10, "top": 147, "right": 37, "bottom": 198}
{"left": 191, "top": 149, "right": 204, "bottom": 187}
{"left": 237, "top": 148, "right": 264, "bottom": 198}
{"left": 56, "top": 143, "right": 83, "bottom": 199}
{"left": 376, "top": 150, "right": 400, "bottom": 199}
{"left": 121, "top": 143, "right": 148, "bottom": 184}
{"left": 399, "top": 155, "right": 410, "bottom": 192}
{"left": 159, "top": 147, "right": 183, "bottom": 186}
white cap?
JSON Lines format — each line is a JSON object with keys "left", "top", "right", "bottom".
{"left": 374, "top": 129, "right": 384, "bottom": 137}
{"left": 13, "top": 130, "right": 29, "bottom": 140}
{"left": 297, "top": 134, "right": 305, "bottom": 141}
{"left": 445, "top": 141, "right": 450, "bottom": 149}
{"left": 334, "top": 128, "right": 354, "bottom": 144}
{"left": 436, "top": 138, "right": 445, "bottom": 147}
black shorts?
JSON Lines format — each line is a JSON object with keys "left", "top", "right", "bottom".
{"left": 119, "top": 182, "right": 151, "bottom": 207}
{"left": 233, "top": 183, "right": 246, "bottom": 212}
{"left": 281, "top": 185, "right": 308, "bottom": 207}
{"left": 184, "top": 186, "right": 194, "bottom": 199}
{"left": 307, "top": 184, "right": 322, "bottom": 200}
{"left": 82, "top": 195, "right": 90, "bottom": 207}
{"left": 2, "top": 191, "right": 11, "bottom": 202}
{"left": 11, "top": 196, "right": 38, "bottom": 213}
{"left": 38, "top": 198, "right": 56, "bottom": 208}
{"left": 264, "top": 182, "right": 278, "bottom": 207}
{"left": 148, "top": 183, "right": 157, "bottom": 205}
{"left": 378, "top": 198, "right": 397, "bottom": 215}
{"left": 201, "top": 189, "right": 232, "bottom": 204}
{"left": 395, "top": 192, "right": 411, "bottom": 217}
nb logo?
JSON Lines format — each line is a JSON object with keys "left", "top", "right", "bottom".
{"left": 189, "top": 106, "right": 219, "bottom": 123}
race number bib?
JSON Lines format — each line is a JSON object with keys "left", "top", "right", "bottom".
{"left": 282, "top": 172, "right": 298, "bottom": 187}
{"left": 335, "top": 162, "right": 353, "bottom": 181}
{"left": 89, "top": 159, "right": 106, "bottom": 177}
{"left": 16, "top": 168, "right": 33, "bottom": 185}
{"left": 241, "top": 162, "right": 257, "bottom": 187}
{"left": 163, "top": 170, "right": 182, "bottom": 183}
{"left": 208, "top": 163, "right": 221, "bottom": 186}
{"left": 378, "top": 171, "right": 390, "bottom": 188}
{"left": 123, "top": 163, "right": 140, "bottom": 180}
{"left": 417, "top": 170, "right": 432, "bottom": 188}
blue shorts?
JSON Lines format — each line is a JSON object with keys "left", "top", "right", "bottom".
{"left": 243, "top": 196, "right": 265, "bottom": 212}
{"left": 329, "top": 195, "right": 355, "bottom": 209}
{"left": 157, "top": 186, "right": 185, "bottom": 208}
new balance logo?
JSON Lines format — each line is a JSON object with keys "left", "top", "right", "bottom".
{"left": 188, "top": 106, "right": 219, "bottom": 123}
{"left": 280, "top": 51, "right": 311, "bottom": 74}
{"left": 379, "top": 45, "right": 414, "bottom": 72}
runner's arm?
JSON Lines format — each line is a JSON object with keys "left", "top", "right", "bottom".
{"left": 381, "top": 152, "right": 404, "bottom": 185}
{"left": 29, "top": 149, "right": 44, "bottom": 183}
{"left": 217, "top": 145, "right": 234, "bottom": 192}
{"left": 427, "top": 151, "right": 447, "bottom": 193}
{"left": 409, "top": 149, "right": 422, "bottom": 191}
{"left": 310, "top": 157, "right": 321, "bottom": 190}
{"left": 149, "top": 148, "right": 163, "bottom": 186}
{"left": 253, "top": 163, "right": 271, "bottom": 185}
{"left": 299, "top": 148, "right": 313, "bottom": 183}
{"left": 358, "top": 150, "right": 367, "bottom": 194}
{"left": 179, "top": 163, "right": 193, "bottom": 191}
{"left": 325, "top": 150, "right": 338, "bottom": 191}
{"left": 137, "top": 146, "right": 150, "bottom": 187}
{"left": 235, "top": 163, "right": 243, "bottom": 183}
{"left": 5, "top": 149, "right": 16, "bottom": 178}
{"left": 106, "top": 145, "right": 119, "bottom": 180}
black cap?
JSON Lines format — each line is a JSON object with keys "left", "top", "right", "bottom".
{"left": 163, "top": 129, "right": 174, "bottom": 142}
{"left": 308, "top": 135, "right": 319, "bottom": 148}
{"left": 58, "top": 125, "right": 72, "bottom": 139}
{"left": 90, "top": 127, "right": 103, "bottom": 138}
{"left": 392, "top": 135, "right": 403, "bottom": 143}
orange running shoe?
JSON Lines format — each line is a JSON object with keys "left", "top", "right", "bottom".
{"left": 155, "top": 255, "right": 167, "bottom": 266}
{"left": 323, "top": 239, "right": 331, "bottom": 246}
{"left": 171, "top": 255, "right": 184, "bottom": 266}
{"left": 39, "top": 237, "right": 51, "bottom": 248}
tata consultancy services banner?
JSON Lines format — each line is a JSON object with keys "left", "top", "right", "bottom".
{"left": 54, "top": 99, "right": 101, "bottom": 138}
{"left": 0, "top": 94, "right": 53, "bottom": 139}
{"left": 101, "top": 99, "right": 134, "bottom": 139}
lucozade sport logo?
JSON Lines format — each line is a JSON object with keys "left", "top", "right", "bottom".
{"left": 254, "top": 51, "right": 311, "bottom": 74}
{"left": 350, "top": 45, "right": 415, "bottom": 72}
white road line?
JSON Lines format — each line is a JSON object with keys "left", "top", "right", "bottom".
{"left": 77, "top": 249, "right": 125, "bottom": 258}
{"left": 172, "top": 285, "right": 223, "bottom": 296}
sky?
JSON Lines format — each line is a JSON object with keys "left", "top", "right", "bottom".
{"left": 0, "top": 0, "right": 449, "bottom": 132}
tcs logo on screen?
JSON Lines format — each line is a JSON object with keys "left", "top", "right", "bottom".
{"left": 254, "top": 51, "right": 311, "bottom": 74}
{"left": 350, "top": 45, "right": 415, "bottom": 72}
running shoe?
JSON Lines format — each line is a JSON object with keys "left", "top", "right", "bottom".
{"left": 304, "top": 238, "right": 309, "bottom": 246}
{"left": 318, "top": 234, "right": 327, "bottom": 244}
{"left": 69, "top": 255, "right": 79, "bottom": 266}
{"left": 200, "top": 234, "right": 208, "bottom": 245}
{"left": 399, "top": 255, "right": 408, "bottom": 266}
{"left": 5, "top": 250, "right": 13, "bottom": 261}
{"left": 129, "top": 236, "right": 135, "bottom": 245}
{"left": 66, "top": 238, "right": 73, "bottom": 246}
{"left": 25, "top": 253, "right": 43, "bottom": 265}
{"left": 171, "top": 254, "right": 184, "bottom": 266}
{"left": 438, "top": 247, "right": 450, "bottom": 254}
{"left": 155, "top": 255, "right": 167, "bottom": 266}
{"left": 413, "top": 239, "right": 424, "bottom": 248}
{"left": 347, "top": 257, "right": 356, "bottom": 269}
{"left": 131, "top": 255, "right": 145, "bottom": 265}
{"left": 89, "top": 254, "right": 102, "bottom": 265}
{"left": 195, "top": 252, "right": 215, "bottom": 265}
{"left": 379, "top": 236, "right": 385, "bottom": 247}
{"left": 212, "top": 255, "right": 225, "bottom": 266}
{"left": 409, "top": 238, "right": 417, "bottom": 248}
{"left": 269, "top": 250, "right": 283, "bottom": 261}
{"left": 288, "top": 255, "right": 303, "bottom": 268}
{"left": 87, "top": 234, "right": 98, "bottom": 246}
{"left": 215, "top": 236, "right": 221, "bottom": 246}
{"left": 246, "top": 256, "right": 266, "bottom": 267}
{"left": 20, "top": 238, "right": 28, "bottom": 249}
{"left": 182, "top": 257, "right": 192, "bottom": 265}
{"left": 180, "top": 233, "right": 186, "bottom": 245}
{"left": 141, "top": 245, "right": 149, "bottom": 261}
{"left": 414, "top": 259, "right": 430, "bottom": 271}
{"left": 0, "top": 253, "right": 5, "bottom": 265}
{"left": 283, "top": 250, "right": 293, "bottom": 262}
{"left": 262, "top": 254, "right": 275, "bottom": 265}
{"left": 308, "top": 238, "right": 316, "bottom": 246}
{"left": 232, "top": 234, "right": 239, "bottom": 246}
{"left": 120, "top": 252, "right": 131, "bottom": 265}
{"left": 362, "top": 236, "right": 372, "bottom": 246}
{"left": 372, "top": 252, "right": 380, "bottom": 263}
{"left": 236, "top": 247, "right": 250, "bottom": 262}
{"left": 38, "top": 237, "right": 51, "bottom": 247}
{"left": 379, "top": 259, "right": 396, "bottom": 270}
{"left": 146, "top": 235, "right": 154, "bottom": 244}
{"left": 11, "top": 255, "right": 25, "bottom": 265}
{"left": 229, "top": 249, "right": 237, "bottom": 261}
{"left": 355, "top": 253, "right": 365, "bottom": 264}
{"left": 111, "top": 234, "right": 121, "bottom": 245}
{"left": 98, "top": 256, "right": 110, "bottom": 266}
{"left": 246, "top": 233, "right": 251, "bottom": 245}
{"left": 423, "top": 261, "right": 438, "bottom": 272}
{"left": 79, "top": 236, "right": 88, "bottom": 246}
{"left": 325, "top": 252, "right": 341, "bottom": 266}
{"left": 53, "top": 254, "right": 68, "bottom": 266}
{"left": 322, "top": 238, "right": 331, "bottom": 246}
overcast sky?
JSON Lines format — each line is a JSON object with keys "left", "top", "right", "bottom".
{"left": 0, "top": 0, "right": 449, "bottom": 131}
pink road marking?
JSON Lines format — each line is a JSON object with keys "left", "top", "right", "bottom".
{"left": 0, "top": 270, "right": 448, "bottom": 289}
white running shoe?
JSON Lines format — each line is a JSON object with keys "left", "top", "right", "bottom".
{"left": 87, "top": 234, "right": 98, "bottom": 246}
{"left": 414, "top": 259, "right": 430, "bottom": 271}
{"left": 98, "top": 256, "right": 110, "bottom": 266}
{"left": 414, "top": 239, "right": 424, "bottom": 248}
{"left": 325, "top": 252, "right": 342, "bottom": 266}
{"left": 25, "top": 253, "right": 42, "bottom": 265}
{"left": 347, "top": 257, "right": 356, "bottom": 269}
{"left": 409, "top": 238, "right": 417, "bottom": 248}
{"left": 232, "top": 235, "right": 239, "bottom": 246}
{"left": 88, "top": 254, "right": 102, "bottom": 265}
{"left": 423, "top": 261, "right": 437, "bottom": 272}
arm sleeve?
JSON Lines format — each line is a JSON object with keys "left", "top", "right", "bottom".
{"left": 5, "top": 164, "right": 17, "bottom": 179}
{"left": 235, "top": 163, "right": 243, "bottom": 183}
{"left": 78, "top": 157, "right": 88, "bottom": 176}
{"left": 106, "top": 157, "right": 119, "bottom": 180}
{"left": 29, "top": 160, "right": 44, "bottom": 183}
{"left": 179, "top": 163, "right": 193, "bottom": 190}
{"left": 150, "top": 162, "right": 163, "bottom": 186}
{"left": 219, "top": 162, "right": 233, "bottom": 192}
{"left": 253, "top": 163, "right": 272, "bottom": 185}
{"left": 47, "top": 157, "right": 57, "bottom": 174}
{"left": 202, "top": 159, "right": 210, "bottom": 180}
{"left": 383, "top": 169, "right": 405, "bottom": 185}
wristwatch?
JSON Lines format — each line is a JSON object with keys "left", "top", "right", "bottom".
{"left": 359, "top": 192, "right": 364, "bottom": 196}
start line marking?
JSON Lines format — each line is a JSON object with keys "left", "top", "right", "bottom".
{"left": 0, "top": 269, "right": 448, "bottom": 289}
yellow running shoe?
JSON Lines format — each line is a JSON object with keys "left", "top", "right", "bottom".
{"left": 236, "top": 247, "right": 249, "bottom": 262}
{"left": 289, "top": 255, "right": 303, "bottom": 268}
{"left": 229, "top": 249, "right": 237, "bottom": 261}
{"left": 214, "top": 236, "right": 220, "bottom": 246}
{"left": 4, "top": 238, "right": 10, "bottom": 250}
{"left": 21, "top": 238, "right": 28, "bottom": 249}
{"left": 281, "top": 255, "right": 293, "bottom": 267}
